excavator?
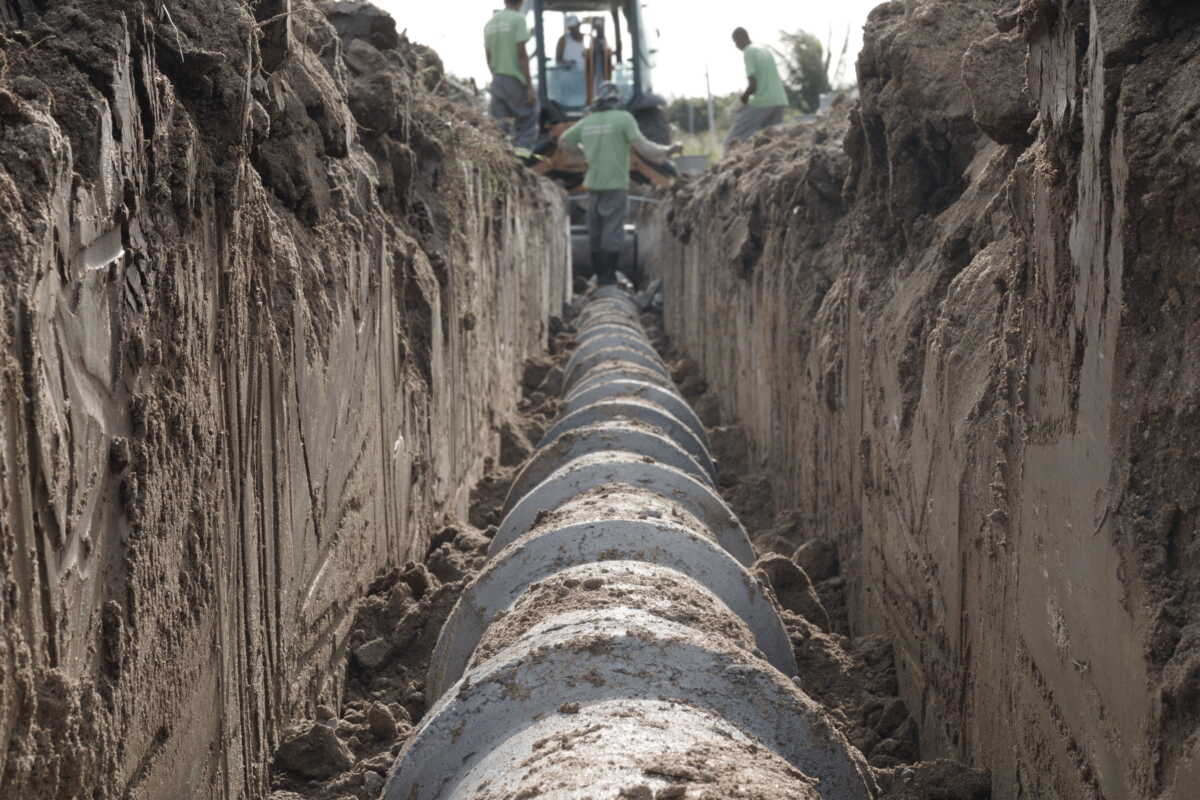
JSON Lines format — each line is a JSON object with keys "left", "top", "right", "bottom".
{"left": 524, "top": 0, "right": 677, "bottom": 282}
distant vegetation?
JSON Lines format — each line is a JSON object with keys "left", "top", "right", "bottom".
{"left": 774, "top": 29, "right": 834, "bottom": 113}
{"left": 663, "top": 27, "right": 851, "bottom": 156}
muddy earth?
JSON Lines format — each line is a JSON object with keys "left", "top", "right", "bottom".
{"left": 646, "top": 1, "right": 1200, "bottom": 799}
{"left": 0, "top": 0, "right": 566, "bottom": 798}
{"left": 2, "top": 0, "right": 1197, "bottom": 798}
{"left": 267, "top": 308, "right": 990, "bottom": 800}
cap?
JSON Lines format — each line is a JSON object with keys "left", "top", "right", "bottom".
{"left": 565, "top": 14, "right": 580, "bottom": 27}
{"left": 595, "top": 81, "right": 621, "bottom": 103}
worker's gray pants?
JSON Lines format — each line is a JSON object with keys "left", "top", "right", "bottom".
{"left": 588, "top": 189, "right": 628, "bottom": 256}
{"left": 588, "top": 189, "right": 628, "bottom": 285}
{"left": 725, "top": 105, "right": 785, "bottom": 151}
{"left": 489, "top": 75, "right": 539, "bottom": 151}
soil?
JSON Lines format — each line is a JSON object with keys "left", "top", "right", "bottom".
{"left": 267, "top": 341, "right": 573, "bottom": 800}
{"left": 470, "top": 563, "right": 760, "bottom": 669}
{"left": 643, "top": 311, "right": 992, "bottom": 797}
{"left": 0, "top": 2, "right": 567, "bottom": 795}
{"left": 645, "top": 1, "right": 1200, "bottom": 797}
{"left": 269, "top": 298, "right": 990, "bottom": 799}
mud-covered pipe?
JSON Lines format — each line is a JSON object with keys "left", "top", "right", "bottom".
{"left": 385, "top": 290, "right": 875, "bottom": 799}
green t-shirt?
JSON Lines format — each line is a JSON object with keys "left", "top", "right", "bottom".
{"left": 485, "top": 9, "right": 531, "bottom": 84}
{"left": 744, "top": 45, "right": 787, "bottom": 108}
{"left": 559, "top": 110, "right": 643, "bottom": 192}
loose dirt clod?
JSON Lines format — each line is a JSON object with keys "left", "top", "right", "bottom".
{"left": 274, "top": 723, "right": 356, "bottom": 780}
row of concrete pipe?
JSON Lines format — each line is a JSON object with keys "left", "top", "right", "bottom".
{"left": 385, "top": 288, "right": 874, "bottom": 799}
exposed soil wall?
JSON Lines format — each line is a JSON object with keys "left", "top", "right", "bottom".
{"left": 646, "top": 1, "right": 1200, "bottom": 799}
{"left": 0, "top": 1, "right": 567, "bottom": 798}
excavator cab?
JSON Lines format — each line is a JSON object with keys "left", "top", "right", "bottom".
{"left": 525, "top": 0, "right": 675, "bottom": 284}
{"left": 527, "top": 0, "right": 674, "bottom": 193}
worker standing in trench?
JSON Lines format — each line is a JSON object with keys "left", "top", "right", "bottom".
{"left": 725, "top": 27, "right": 788, "bottom": 153}
{"left": 485, "top": 0, "right": 538, "bottom": 155}
{"left": 558, "top": 82, "right": 683, "bottom": 286}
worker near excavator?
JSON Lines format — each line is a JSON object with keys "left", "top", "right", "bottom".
{"left": 559, "top": 82, "right": 683, "bottom": 286}
{"left": 485, "top": 0, "right": 538, "bottom": 153}
{"left": 556, "top": 15, "right": 587, "bottom": 68}
{"left": 584, "top": 16, "right": 614, "bottom": 104}
{"left": 725, "top": 27, "right": 788, "bottom": 152}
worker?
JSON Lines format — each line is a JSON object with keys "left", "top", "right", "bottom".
{"left": 725, "top": 27, "right": 788, "bottom": 153}
{"left": 584, "top": 16, "right": 614, "bottom": 104}
{"left": 559, "top": 82, "right": 683, "bottom": 286}
{"left": 485, "top": 0, "right": 538, "bottom": 153}
{"left": 556, "top": 15, "right": 586, "bottom": 68}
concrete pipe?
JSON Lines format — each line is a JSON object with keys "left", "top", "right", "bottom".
{"left": 562, "top": 348, "right": 670, "bottom": 394}
{"left": 566, "top": 363, "right": 677, "bottom": 396}
{"left": 577, "top": 299, "right": 638, "bottom": 322}
{"left": 537, "top": 400, "right": 716, "bottom": 479}
{"left": 577, "top": 308, "right": 642, "bottom": 329}
{"left": 487, "top": 452, "right": 746, "bottom": 561}
{"left": 576, "top": 294, "right": 638, "bottom": 317}
{"left": 426, "top": 524, "right": 798, "bottom": 697}
{"left": 564, "top": 333, "right": 666, "bottom": 377}
{"left": 593, "top": 285, "right": 639, "bottom": 305}
{"left": 385, "top": 290, "right": 874, "bottom": 800}
{"left": 501, "top": 420, "right": 713, "bottom": 514}
{"left": 576, "top": 322, "right": 652, "bottom": 345}
{"left": 579, "top": 291, "right": 639, "bottom": 313}
{"left": 565, "top": 379, "right": 708, "bottom": 449}
{"left": 572, "top": 327, "right": 659, "bottom": 357}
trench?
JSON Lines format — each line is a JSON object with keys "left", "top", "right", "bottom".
{"left": 387, "top": 288, "right": 869, "bottom": 799}
{"left": 265, "top": 286, "right": 991, "bottom": 800}
{"left": 5, "top": 2, "right": 1199, "bottom": 800}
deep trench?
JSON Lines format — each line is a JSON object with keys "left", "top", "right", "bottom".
{"left": 264, "top": 289, "right": 991, "bottom": 800}
{"left": 5, "top": 2, "right": 1199, "bottom": 799}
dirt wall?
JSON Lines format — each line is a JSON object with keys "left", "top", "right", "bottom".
{"left": 0, "top": 2, "right": 567, "bottom": 798}
{"left": 645, "top": 1, "right": 1200, "bottom": 798}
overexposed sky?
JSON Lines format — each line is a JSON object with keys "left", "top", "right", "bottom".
{"left": 374, "top": 1, "right": 886, "bottom": 97}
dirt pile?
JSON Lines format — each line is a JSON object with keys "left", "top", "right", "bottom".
{"left": 645, "top": 1, "right": 1200, "bottom": 798}
{"left": 267, "top": 534, "right": 483, "bottom": 800}
{"left": 0, "top": 1, "right": 567, "bottom": 798}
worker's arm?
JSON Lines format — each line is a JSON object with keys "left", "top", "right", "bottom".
{"left": 559, "top": 122, "right": 584, "bottom": 157}
{"left": 741, "top": 48, "right": 757, "bottom": 105}
{"left": 556, "top": 36, "right": 567, "bottom": 64}
{"left": 741, "top": 76, "right": 757, "bottom": 106}
{"left": 626, "top": 114, "right": 682, "bottom": 164}
{"left": 517, "top": 44, "right": 535, "bottom": 102}
{"left": 516, "top": 17, "right": 535, "bottom": 102}
{"left": 632, "top": 136, "right": 682, "bottom": 164}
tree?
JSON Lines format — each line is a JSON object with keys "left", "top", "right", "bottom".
{"left": 774, "top": 30, "right": 833, "bottom": 113}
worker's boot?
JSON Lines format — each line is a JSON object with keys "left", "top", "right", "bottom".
{"left": 597, "top": 252, "right": 618, "bottom": 286}
{"left": 588, "top": 251, "right": 603, "bottom": 286}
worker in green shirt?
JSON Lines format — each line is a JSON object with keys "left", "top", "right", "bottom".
{"left": 726, "top": 27, "right": 788, "bottom": 153}
{"left": 559, "top": 82, "right": 682, "bottom": 286}
{"left": 485, "top": 0, "right": 538, "bottom": 152}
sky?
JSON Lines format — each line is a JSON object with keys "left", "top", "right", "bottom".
{"left": 374, "top": 1, "right": 886, "bottom": 98}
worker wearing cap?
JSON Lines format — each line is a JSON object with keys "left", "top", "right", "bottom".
{"left": 556, "top": 15, "right": 586, "bottom": 69}
{"left": 726, "top": 27, "right": 788, "bottom": 152}
{"left": 485, "top": 0, "right": 538, "bottom": 152}
{"left": 559, "top": 82, "right": 683, "bottom": 286}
